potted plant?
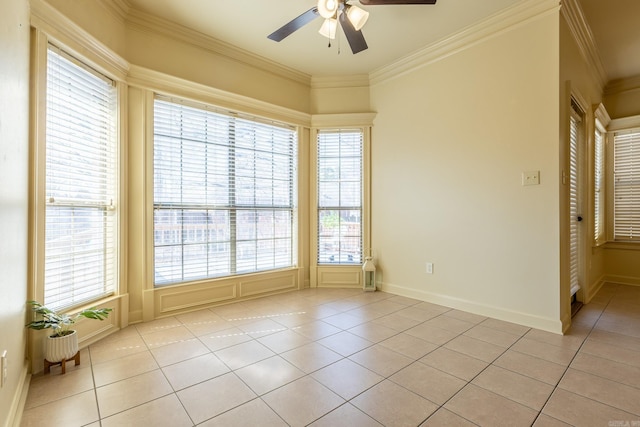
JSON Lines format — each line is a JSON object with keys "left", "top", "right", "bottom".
{"left": 26, "top": 301, "right": 112, "bottom": 373}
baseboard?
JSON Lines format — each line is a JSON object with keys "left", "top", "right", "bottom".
{"left": 561, "top": 311, "right": 572, "bottom": 334}
{"left": 585, "top": 276, "right": 606, "bottom": 303}
{"left": 604, "top": 275, "right": 640, "bottom": 287}
{"left": 380, "top": 282, "right": 563, "bottom": 334}
{"left": 5, "top": 361, "right": 29, "bottom": 427}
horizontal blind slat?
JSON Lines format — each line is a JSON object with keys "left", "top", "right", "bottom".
{"left": 153, "top": 98, "right": 296, "bottom": 285}
{"left": 44, "top": 46, "right": 118, "bottom": 311}
{"left": 317, "top": 129, "right": 363, "bottom": 266}
{"left": 613, "top": 130, "right": 640, "bottom": 240}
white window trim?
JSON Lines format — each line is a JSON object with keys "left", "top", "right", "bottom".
{"left": 310, "top": 113, "right": 375, "bottom": 288}
{"left": 30, "top": 27, "right": 127, "bottom": 309}
{"left": 151, "top": 96, "right": 299, "bottom": 286}
{"left": 606, "top": 115, "right": 640, "bottom": 245}
{"left": 592, "top": 103, "right": 610, "bottom": 247}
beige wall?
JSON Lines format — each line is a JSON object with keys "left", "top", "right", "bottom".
{"left": 605, "top": 245, "right": 640, "bottom": 287}
{"left": 46, "top": 0, "right": 127, "bottom": 57}
{"left": 370, "top": 13, "right": 563, "bottom": 332}
{"left": 604, "top": 86, "right": 640, "bottom": 119}
{"left": 124, "top": 26, "right": 312, "bottom": 114}
{"left": 310, "top": 76, "right": 371, "bottom": 115}
{"left": 0, "top": 0, "right": 31, "bottom": 424}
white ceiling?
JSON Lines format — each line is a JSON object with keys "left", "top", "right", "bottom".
{"left": 126, "top": 0, "right": 521, "bottom": 76}
{"left": 124, "top": 0, "right": 640, "bottom": 82}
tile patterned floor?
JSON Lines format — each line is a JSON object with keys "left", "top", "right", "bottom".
{"left": 20, "top": 283, "right": 640, "bottom": 426}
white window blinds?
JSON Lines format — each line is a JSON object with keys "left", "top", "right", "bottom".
{"left": 613, "top": 130, "right": 640, "bottom": 240}
{"left": 569, "top": 101, "right": 583, "bottom": 296}
{"left": 594, "top": 125, "right": 604, "bottom": 242}
{"left": 317, "top": 130, "right": 363, "bottom": 265}
{"left": 153, "top": 98, "right": 297, "bottom": 285}
{"left": 44, "top": 45, "right": 118, "bottom": 310}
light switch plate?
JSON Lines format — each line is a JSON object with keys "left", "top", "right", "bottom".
{"left": 1, "top": 350, "right": 7, "bottom": 388}
{"left": 522, "top": 171, "right": 540, "bottom": 186}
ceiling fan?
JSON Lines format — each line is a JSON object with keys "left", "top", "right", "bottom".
{"left": 268, "top": 0, "right": 437, "bottom": 54}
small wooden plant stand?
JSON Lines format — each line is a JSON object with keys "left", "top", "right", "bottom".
{"left": 44, "top": 351, "right": 80, "bottom": 375}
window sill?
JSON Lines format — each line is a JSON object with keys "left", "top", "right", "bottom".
{"left": 603, "top": 241, "right": 640, "bottom": 251}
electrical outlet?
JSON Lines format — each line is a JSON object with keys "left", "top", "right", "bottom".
{"left": 1, "top": 350, "right": 7, "bottom": 388}
{"left": 522, "top": 170, "right": 540, "bottom": 186}
{"left": 426, "top": 262, "right": 433, "bottom": 274}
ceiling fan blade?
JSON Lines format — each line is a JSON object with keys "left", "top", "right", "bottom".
{"left": 339, "top": 12, "right": 368, "bottom": 54}
{"left": 359, "top": 0, "right": 436, "bottom": 4}
{"left": 268, "top": 7, "right": 320, "bottom": 42}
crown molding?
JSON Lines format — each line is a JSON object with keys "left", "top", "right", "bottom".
{"left": 604, "top": 74, "right": 640, "bottom": 96}
{"left": 31, "top": 0, "right": 129, "bottom": 80}
{"left": 124, "top": 8, "right": 311, "bottom": 86}
{"left": 311, "top": 75, "right": 370, "bottom": 89}
{"left": 370, "top": 0, "right": 560, "bottom": 86}
{"left": 561, "top": 0, "right": 607, "bottom": 91}
{"left": 128, "top": 65, "right": 311, "bottom": 127}
{"left": 95, "top": 0, "right": 130, "bottom": 23}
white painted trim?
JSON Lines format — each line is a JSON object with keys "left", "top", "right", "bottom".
{"left": 608, "top": 115, "right": 640, "bottom": 132}
{"left": 603, "top": 241, "right": 640, "bottom": 251}
{"left": 380, "top": 282, "right": 563, "bottom": 334}
{"left": 370, "top": 0, "right": 560, "bottom": 86}
{"left": 561, "top": 0, "right": 607, "bottom": 92}
{"left": 5, "top": 362, "right": 29, "bottom": 427}
{"left": 585, "top": 275, "right": 606, "bottom": 303}
{"left": 149, "top": 268, "right": 302, "bottom": 319}
{"left": 30, "top": 0, "right": 129, "bottom": 81}
{"left": 604, "top": 275, "right": 640, "bottom": 287}
{"left": 96, "top": 0, "right": 129, "bottom": 23}
{"left": 127, "top": 65, "right": 312, "bottom": 127}
{"left": 594, "top": 103, "right": 611, "bottom": 130}
{"left": 124, "top": 7, "right": 310, "bottom": 86}
{"left": 561, "top": 311, "right": 572, "bottom": 334}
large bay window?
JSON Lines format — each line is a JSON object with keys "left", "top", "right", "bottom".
{"left": 43, "top": 45, "right": 119, "bottom": 310}
{"left": 153, "top": 98, "right": 297, "bottom": 285}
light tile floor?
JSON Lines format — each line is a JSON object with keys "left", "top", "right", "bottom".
{"left": 20, "top": 283, "right": 640, "bottom": 426}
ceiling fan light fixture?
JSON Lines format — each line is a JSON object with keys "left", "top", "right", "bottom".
{"left": 346, "top": 5, "right": 369, "bottom": 31}
{"left": 317, "top": 0, "right": 339, "bottom": 19}
{"left": 319, "top": 18, "right": 338, "bottom": 39}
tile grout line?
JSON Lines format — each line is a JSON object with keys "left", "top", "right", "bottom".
{"left": 530, "top": 291, "right": 615, "bottom": 426}
{"left": 415, "top": 322, "right": 534, "bottom": 426}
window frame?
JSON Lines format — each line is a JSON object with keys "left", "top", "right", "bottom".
{"left": 611, "top": 128, "right": 640, "bottom": 242}
{"left": 316, "top": 128, "right": 364, "bottom": 266}
{"left": 606, "top": 115, "right": 640, "bottom": 245}
{"left": 30, "top": 30, "right": 125, "bottom": 311}
{"left": 310, "top": 115, "right": 373, "bottom": 288}
{"left": 152, "top": 96, "right": 298, "bottom": 286}
{"left": 592, "top": 103, "right": 610, "bottom": 247}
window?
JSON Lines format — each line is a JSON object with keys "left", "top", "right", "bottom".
{"left": 613, "top": 130, "right": 640, "bottom": 241}
{"left": 153, "top": 98, "right": 297, "bottom": 285}
{"left": 44, "top": 45, "right": 118, "bottom": 310}
{"left": 568, "top": 100, "right": 584, "bottom": 295}
{"left": 317, "top": 129, "right": 363, "bottom": 265}
{"left": 593, "top": 123, "right": 605, "bottom": 242}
